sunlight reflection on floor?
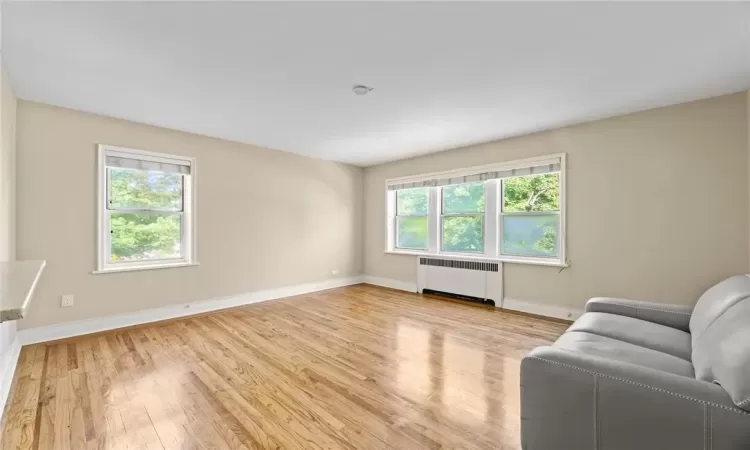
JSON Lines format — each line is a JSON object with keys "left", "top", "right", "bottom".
{"left": 443, "top": 334, "right": 488, "bottom": 425}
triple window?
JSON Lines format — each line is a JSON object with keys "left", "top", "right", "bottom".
{"left": 387, "top": 154, "right": 565, "bottom": 265}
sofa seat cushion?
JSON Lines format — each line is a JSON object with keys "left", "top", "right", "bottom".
{"left": 553, "top": 331, "right": 695, "bottom": 377}
{"left": 568, "top": 312, "right": 692, "bottom": 361}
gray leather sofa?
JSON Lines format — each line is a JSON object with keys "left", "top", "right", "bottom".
{"left": 521, "top": 275, "right": 750, "bottom": 450}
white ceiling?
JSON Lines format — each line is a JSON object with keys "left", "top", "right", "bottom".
{"left": 3, "top": 2, "right": 750, "bottom": 166}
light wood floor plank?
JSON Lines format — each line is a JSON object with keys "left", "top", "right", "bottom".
{"left": 2, "top": 285, "right": 567, "bottom": 449}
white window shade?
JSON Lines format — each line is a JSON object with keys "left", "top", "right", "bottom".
{"left": 387, "top": 158, "right": 560, "bottom": 191}
{"left": 106, "top": 155, "right": 191, "bottom": 175}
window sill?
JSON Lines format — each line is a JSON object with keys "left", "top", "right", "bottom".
{"left": 0, "top": 260, "right": 47, "bottom": 323}
{"left": 92, "top": 261, "right": 199, "bottom": 274}
{"left": 384, "top": 250, "right": 569, "bottom": 268}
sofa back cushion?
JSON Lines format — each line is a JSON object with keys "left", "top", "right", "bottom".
{"left": 689, "top": 275, "right": 750, "bottom": 347}
{"left": 691, "top": 298, "right": 750, "bottom": 411}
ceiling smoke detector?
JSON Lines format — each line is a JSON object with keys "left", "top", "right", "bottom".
{"left": 352, "top": 85, "right": 373, "bottom": 96}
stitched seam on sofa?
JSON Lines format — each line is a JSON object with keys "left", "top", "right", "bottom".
{"left": 710, "top": 405, "right": 714, "bottom": 450}
{"left": 603, "top": 303, "right": 692, "bottom": 315}
{"left": 738, "top": 397, "right": 750, "bottom": 407}
{"left": 703, "top": 404, "right": 707, "bottom": 450}
{"left": 593, "top": 374, "right": 599, "bottom": 450}
{"left": 526, "top": 356, "right": 750, "bottom": 416}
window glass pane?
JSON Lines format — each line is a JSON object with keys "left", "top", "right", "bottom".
{"left": 108, "top": 167, "right": 183, "bottom": 211}
{"left": 503, "top": 173, "right": 559, "bottom": 212}
{"left": 442, "top": 216, "right": 484, "bottom": 253}
{"left": 396, "top": 187, "right": 429, "bottom": 215}
{"left": 442, "top": 182, "right": 485, "bottom": 214}
{"left": 396, "top": 216, "right": 428, "bottom": 249}
{"left": 502, "top": 215, "right": 558, "bottom": 257}
{"left": 110, "top": 213, "right": 182, "bottom": 262}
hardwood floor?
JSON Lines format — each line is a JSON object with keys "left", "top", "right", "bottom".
{"left": 1, "top": 284, "right": 567, "bottom": 450}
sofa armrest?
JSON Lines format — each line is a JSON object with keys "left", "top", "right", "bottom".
{"left": 521, "top": 346, "right": 750, "bottom": 450}
{"left": 585, "top": 297, "right": 693, "bottom": 331}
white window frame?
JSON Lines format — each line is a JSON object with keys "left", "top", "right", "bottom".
{"left": 439, "top": 182, "right": 486, "bottom": 254}
{"left": 384, "top": 153, "right": 567, "bottom": 267}
{"left": 394, "top": 188, "right": 430, "bottom": 251}
{"left": 95, "top": 144, "right": 197, "bottom": 274}
{"left": 498, "top": 176, "right": 563, "bottom": 265}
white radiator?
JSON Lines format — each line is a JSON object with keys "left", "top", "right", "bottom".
{"left": 416, "top": 257, "right": 503, "bottom": 307}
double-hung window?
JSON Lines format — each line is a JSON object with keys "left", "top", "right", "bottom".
{"left": 441, "top": 182, "right": 485, "bottom": 253}
{"left": 395, "top": 187, "right": 430, "bottom": 250}
{"left": 97, "top": 145, "right": 196, "bottom": 273}
{"left": 386, "top": 154, "right": 566, "bottom": 266}
{"left": 501, "top": 173, "right": 560, "bottom": 258}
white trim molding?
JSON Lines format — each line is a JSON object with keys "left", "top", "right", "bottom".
{"left": 0, "top": 334, "right": 22, "bottom": 423}
{"left": 363, "top": 276, "right": 418, "bottom": 293}
{"left": 92, "top": 261, "right": 199, "bottom": 275}
{"left": 502, "top": 297, "right": 582, "bottom": 321}
{"left": 18, "top": 276, "right": 364, "bottom": 345}
{"left": 364, "top": 275, "right": 581, "bottom": 320}
{"left": 385, "top": 153, "right": 565, "bottom": 186}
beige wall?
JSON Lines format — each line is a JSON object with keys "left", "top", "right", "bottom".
{"left": 364, "top": 93, "right": 749, "bottom": 312}
{"left": 11, "top": 91, "right": 750, "bottom": 328}
{"left": 16, "top": 101, "right": 364, "bottom": 329}
{"left": 0, "top": 58, "right": 19, "bottom": 394}
{"left": 0, "top": 63, "right": 15, "bottom": 264}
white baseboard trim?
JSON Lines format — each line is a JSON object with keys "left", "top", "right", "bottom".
{"left": 502, "top": 297, "right": 582, "bottom": 321}
{"left": 363, "top": 275, "right": 581, "bottom": 321}
{"left": 0, "top": 335, "right": 22, "bottom": 423}
{"left": 18, "top": 276, "right": 364, "bottom": 345}
{"left": 362, "top": 276, "right": 417, "bottom": 293}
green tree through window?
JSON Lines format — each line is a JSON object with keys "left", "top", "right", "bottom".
{"left": 502, "top": 173, "right": 559, "bottom": 257}
{"left": 442, "top": 183, "right": 484, "bottom": 252}
{"left": 503, "top": 173, "right": 559, "bottom": 212}
{"left": 108, "top": 168, "right": 183, "bottom": 261}
{"left": 396, "top": 187, "right": 429, "bottom": 249}
{"left": 392, "top": 173, "right": 560, "bottom": 257}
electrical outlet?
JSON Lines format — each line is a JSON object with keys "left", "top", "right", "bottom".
{"left": 331, "top": 269, "right": 339, "bottom": 276}
{"left": 61, "top": 295, "right": 74, "bottom": 308}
